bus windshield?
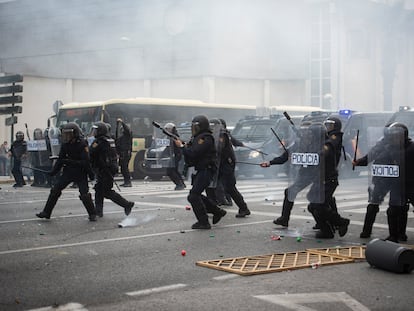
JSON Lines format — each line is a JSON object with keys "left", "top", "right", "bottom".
{"left": 56, "top": 106, "right": 102, "bottom": 134}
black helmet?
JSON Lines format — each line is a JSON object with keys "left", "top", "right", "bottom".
{"left": 191, "top": 115, "right": 210, "bottom": 136}
{"left": 15, "top": 131, "right": 24, "bottom": 141}
{"left": 385, "top": 122, "right": 409, "bottom": 142}
{"left": 219, "top": 118, "right": 227, "bottom": 129}
{"left": 91, "top": 122, "right": 109, "bottom": 138}
{"left": 324, "top": 116, "right": 342, "bottom": 133}
{"left": 61, "top": 122, "right": 82, "bottom": 143}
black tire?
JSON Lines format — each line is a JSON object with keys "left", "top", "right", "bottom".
{"left": 132, "top": 151, "right": 147, "bottom": 179}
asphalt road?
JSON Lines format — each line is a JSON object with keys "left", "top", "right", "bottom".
{"left": 0, "top": 176, "right": 413, "bottom": 311}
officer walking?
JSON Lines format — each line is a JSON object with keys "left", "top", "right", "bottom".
{"left": 36, "top": 123, "right": 97, "bottom": 221}
{"left": 90, "top": 122, "right": 134, "bottom": 218}
{"left": 261, "top": 122, "right": 349, "bottom": 238}
{"left": 174, "top": 115, "right": 226, "bottom": 229}
{"left": 115, "top": 118, "right": 132, "bottom": 187}
{"left": 164, "top": 123, "right": 186, "bottom": 190}
{"left": 215, "top": 118, "right": 250, "bottom": 218}
{"left": 9, "top": 131, "right": 28, "bottom": 187}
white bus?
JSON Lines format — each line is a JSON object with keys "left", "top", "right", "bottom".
{"left": 54, "top": 97, "right": 256, "bottom": 179}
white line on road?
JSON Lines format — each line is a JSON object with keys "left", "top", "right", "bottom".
{"left": 125, "top": 283, "right": 187, "bottom": 297}
{"left": 0, "top": 219, "right": 271, "bottom": 256}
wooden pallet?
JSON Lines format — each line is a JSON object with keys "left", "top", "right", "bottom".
{"left": 196, "top": 250, "right": 354, "bottom": 276}
{"left": 306, "top": 246, "right": 366, "bottom": 261}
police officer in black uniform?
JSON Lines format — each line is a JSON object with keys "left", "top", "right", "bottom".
{"left": 216, "top": 118, "right": 250, "bottom": 218}
{"left": 36, "top": 123, "right": 97, "bottom": 221}
{"left": 115, "top": 118, "right": 132, "bottom": 187}
{"left": 9, "top": 131, "right": 27, "bottom": 187}
{"left": 354, "top": 122, "right": 414, "bottom": 242}
{"left": 261, "top": 122, "right": 349, "bottom": 238}
{"left": 163, "top": 123, "right": 186, "bottom": 190}
{"left": 90, "top": 122, "right": 134, "bottom": 217}
{"left": 175, "top": 115, "right": 226, "bottom": 229}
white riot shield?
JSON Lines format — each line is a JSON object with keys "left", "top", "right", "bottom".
{"left": 145, "top": 127, "right": 175, "bottom": 169}
{"left": 288, "top": 123, "right": 325, "bottom": 204}
{"left": 27, "top": 139, "right": 49, "bottom": 167}
{"left": 208, "top": 121, "right": 223, "bottom": 188}
{"left": 47, "top": 126, "right": 61, "bottom": 159}
{"left": 368, "top": 126, "right": 405, "bottom": 206}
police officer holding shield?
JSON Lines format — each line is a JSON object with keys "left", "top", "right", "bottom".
{"left": 354, "top": 122, "right": 414, "bottom": 242}
{"left": 174, "top": 115, "right": 226, "bottom": 229}
{"left": 261, "top": 122, "right": 349, "bottom": 238}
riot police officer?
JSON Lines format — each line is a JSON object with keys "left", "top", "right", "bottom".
{"left": 36, "top": 123, "right": 97, "bottom": 221}
{"left": 354, "top": 122, "right": 413, "bottom": 242}
{"left": 261, "top": 122, "right": 349, "bottom": 238}
{"left": 90, "top": 122, "right": 134, "bottom": 217}
{"left": 215, "top": 118, "right": 250, "bottom": 218}
{"left": 115, "top": 118, "right": 132, "bottom": 187}
{"left": 174, "top": 115, "right": 226, "bottom": 229}
{"left": 9, "top": 131, "right": 27, "bottom": 187}
{"left": 164, "top": 123, "right": 186, "bottom": 190}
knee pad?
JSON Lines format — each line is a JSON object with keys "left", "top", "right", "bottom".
{"left": 386, "top": 205, "right": 400, "bottom": 217}
{"left": 367, "top": 204, "right": 380, "bottom": 214}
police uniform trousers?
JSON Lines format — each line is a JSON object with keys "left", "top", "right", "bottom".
{"left": 119, "top": 151, "right": 131, "bottom": 184}
{"left": 94, "top": 170, "right": 131, "bottom": 215}
{"left": 188, "top": 168, "right": 222, "bottom": 224}
{"left": 42, "top": 169, "right": 95, "bottom": 217}
{"left": 12, "top": 158, "right": 25, "bottom": 186}
{"left": 218, "top": 163, "right": 248, "bottom": 210}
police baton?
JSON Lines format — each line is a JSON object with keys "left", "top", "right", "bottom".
{"left": 283, "top": 111, "right": 300, "bottom": 136}
{"left": 21, "top": 165, "right": 50, "bottom": 174}
{"left": 241, "top": 145, "right": 268, "bottom": 156}
{"left": 352, "top": 129, "right": 360, "bottom": 171}
{"left": 25, "top": 123, "right": 31, "bottom": 141}
{"left": 152, "top": 121, "right": 182, "bottom": 142}
{"left": 270, "top": 127, "right": 288, "bottom": 154}
{"left": 235, "top": 161, "right": 261, "bottom": 166}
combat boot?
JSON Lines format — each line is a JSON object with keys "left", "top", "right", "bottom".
{"left": 360, "top": 204, "right": 379, "bottom": 238}
{"left": 36, "top": 188, "right": 61, "bottom": 219}
{"left": 213, "top": 209, "right": 227, "bottom": 224}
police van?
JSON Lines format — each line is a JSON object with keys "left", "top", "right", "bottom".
{"left": 232, "top": 114, "right": 303, "bottom": 178}
{"left": 387, "top": 106, "right": 414, "bottom": 137}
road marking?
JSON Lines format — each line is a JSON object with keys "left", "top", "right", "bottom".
{"left": 27, "top": 302, "right": 88, "bottom": 311}
{"left": 254, "top": 292, "right": 370, "bottom": 311}
{"left": 0, "top": 220, "right": 271, "bottom": 256}
{"left": 125, "top": 283, "right": 187, "bottom": 297}
{"left": 212, "top": 274, "right": 240, "bottom": 281}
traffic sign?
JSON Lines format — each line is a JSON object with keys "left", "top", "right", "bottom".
{"left": 0, "top": 106, "right": 22, "bottom": 115}
{"left": 5, "top": 115, "right": 18, "bottom": 126}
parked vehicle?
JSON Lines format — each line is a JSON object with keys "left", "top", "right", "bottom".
{"left": 386, "top": 106, "right": 414, "bottom": 137}
{"left": 232, "top": 114, "right": 303, "bottom": 178}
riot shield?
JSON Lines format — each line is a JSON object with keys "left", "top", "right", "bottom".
{"left": 145, "top": 126, "right": 175, "bottom": 170}
{"left": 368, "top": 125, "right": 405, "bottom": 206}
{"left": 47, "top": 126, "right": 61, "bottom": 159}
{"left": 287, "top": 123, "right": 325, "bottom": 204}
{"left": 208, "top": 120, "right": 224, "bottom": 188}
